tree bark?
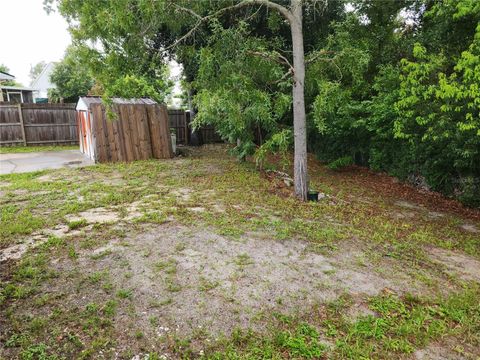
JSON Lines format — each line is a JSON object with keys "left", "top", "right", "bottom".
{"left": 290, "top": 0, "right": 308, "bottom": 201}
{"left": 187, "top": 87, "right": 195, "bottom": 118}
{"left": 187, "top": 86, "right": 203, "bottom": 146}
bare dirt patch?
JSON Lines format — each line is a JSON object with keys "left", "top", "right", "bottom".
{"left": 460, "top": 223, "right": 479, "bottom": 233}
{"left": 0, "top": 234, "right": 48, "bottom": 262}
{"left": 2, "top": 145, "right": 479, "bottom": 358}
{"left": 428, "top": 247, "right": 480, "bottom": 283}
{"left": 0, "top": 225, "right": 74, "bottom": 262}
{"left": 171, "top": 187, "right": 193, "bottom": 202}
{"left": 37, "top": 224, "right": 443, "bottom": 350}
{"left": 414, "top": 339, "right": 480, "bottom": 360}
{"left": 66, "top": 207, "right": 120, "bottom": 224}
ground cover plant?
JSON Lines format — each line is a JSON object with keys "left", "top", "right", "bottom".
{"left": 1, "top": 145, "right": 479, "bottom": 359}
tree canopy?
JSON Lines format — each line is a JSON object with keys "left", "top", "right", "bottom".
{"left": 46, "top": 0, "right": 480, "bottom": 206}
{"left": 48, "top": 46, "right": 95, "bottom": 103}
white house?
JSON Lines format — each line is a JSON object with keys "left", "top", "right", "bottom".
{"left": 31, "top": 62, "right": 57, "bottom": 100}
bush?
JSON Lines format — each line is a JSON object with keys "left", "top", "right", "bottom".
{"left": 327, "top": 156, "right": 354, "bottom": 171}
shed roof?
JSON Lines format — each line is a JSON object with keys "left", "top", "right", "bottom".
{"left": 78, "top": 96, "right": 157, "bottom": 109}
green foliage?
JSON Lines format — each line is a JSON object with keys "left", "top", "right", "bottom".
{"left": 116, "top": 289, "right": 133, "bottom": 299}
{"left": 193, "top": 22, "right": 291, "bottom": 160}
{"left": 20, "top": 343, "right": 58, "bottom": 360}
{"left": 67, "top": 218, "right": 87, "bottom": 230}
{"left": 255, "top": 129, "right": 292, "bottom": 170}
{"left": 104, "top": 73, "right": 172, "bottom": 104}
{"left": 327, "top": 156, "right": 354, "bottom": 171}
{"left": 47, "top": 0, "right": 173, "bottom": 103}
{"left": 307, "top": 0, "right": 480, "bottom": 206}
{"left": 0, "top": 63, "right": 11, "bottom": 75}
{"left": 1, "top": 204, "right": 45, "bottom": 242}
{"left": 202, "top": 286, "right": 480, "bottom": 359}
{"left": 391, "top": 2, "right": 480, "bottom": 201}
{"left": 49, "top": 45, "right": 94, "bottom": 103}
{"left": 333, "top": 286, "right": 480, "bottom": 357}
{"left": 0, "top": 145, "right": 78, "bottom": 154}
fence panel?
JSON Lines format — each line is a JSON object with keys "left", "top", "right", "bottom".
{"left": 0, "top": 104, "right": 23, "bottom": 144}
{"left": 168, "top": 109, "right": 223, "bottom": 145}
{"left": 0, "top": 103, "right": 78, "bottom": 146}
{"left": 168, "top": 109, "right": 188, "bottom": 145}
{"left": 200, "top": 125, "right": 223, "bottom": 144}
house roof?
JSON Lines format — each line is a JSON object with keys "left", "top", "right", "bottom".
{"left": 0, "top": 71, "right": 15, "bottom": 81}
{"left": 78, "top": 96, "right": 157, "bottom": 109}
{"left": 30, "top": 62, "right": 57, "bottom": 88}
{"left": 0, "top": 85, "right": 36, "bottom": 91}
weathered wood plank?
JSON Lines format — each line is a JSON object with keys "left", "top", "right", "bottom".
{"left": 17, "top": 104, "right": 26, "bottom": 146}
{"left": 146, "top": 104, "right": 162, "bottom": 158}
{"left": 70, "top": 102, "right": 177, "bottom": 162}
{"left": 137, "top": 105, "right": 153, "bottom": 159}
{"left": 105, "top": 111, "right": 118, "bottom": 162}
{"left": 111, "top": 104, "right": 126, "bottom": 162}
{"left": 127, "top": 104, "right": 141, "bottom": 160}
{"left": 119, "top": 104, "right": 135, "bottom": 162}
{"left": 159, "top": 105, "right": 174, "bottom": 158}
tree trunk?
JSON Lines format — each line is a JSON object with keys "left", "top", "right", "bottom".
{"left": 187, "top": 87, "right": 195, "bottom": 118}
{"left": 187, "top": 86, "right": 203, "bottom": 146}
{"left": 290, "top": 0, "right": 308, "bottom": 201}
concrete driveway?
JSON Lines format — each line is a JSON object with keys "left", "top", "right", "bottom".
{"left": 0, "top": 150, "right": 95, "bottom": 175}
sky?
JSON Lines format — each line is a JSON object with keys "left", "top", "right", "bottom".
{"left": 0, "top": 0, "right": 71, "bottom": 87}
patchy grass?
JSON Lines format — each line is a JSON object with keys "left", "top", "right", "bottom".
{"left": 0, "top": 205, "right": 45, "bottom": 241}
{"left": 116, "top": 289, "right": 133, "bottom": 299}
{"left": 67, "top": 218, "right": 88, "bottom": 230}
{"left": 1, "top": 145, "right": 478, "bottom": 256}
{"left": 1, "top": 145, "right": 479, "bottom": 359}
{"left": 195, "top": 285, "right": 480, "bottom": 359}
{"left": 0, "top": 145, "right": 78, "bottom": 154}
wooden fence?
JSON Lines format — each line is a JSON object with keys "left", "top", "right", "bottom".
{"left": 168, "top": 109, "right": 188, "bottom": 145}
{"left": 168, "top": 109, "right": 222, "bottom": 145}
{"left": 0, "top": 103, "right": 77, "bottom": 146}
{"left": 0, "top": 104, "right": 221, "bottom": 148}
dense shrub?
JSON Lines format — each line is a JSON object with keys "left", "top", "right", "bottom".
{"left": 307, "top": 0, "right": 480, "bottom": 207}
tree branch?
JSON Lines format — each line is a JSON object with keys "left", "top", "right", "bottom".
{"left": 250, "top": 0, "right": 293, "bottom": 23}
{"left": 275, "top": 67, "right": 294, "bottom": 84}
{"left": 164, "top": 0, "right": 293, "bottom": 51}
{"left": 247, "top": 50, "right": 294, "bottom": 70}
{"left": 305, "top": 49, "right": 335, "bottom": 65}
{"left": 171, "top": 3, "right": 202, "bottom": 20}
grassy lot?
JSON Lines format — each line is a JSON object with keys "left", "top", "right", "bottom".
{"left": 0, "top": 145, "right": 79, "bottom": 154}
{"left": 0, "top": 145, "right": 479, "bottom": 359}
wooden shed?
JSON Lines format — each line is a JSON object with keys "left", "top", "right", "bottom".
{"left": 76, "top": 97, "right": 173, "bottom": 163}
